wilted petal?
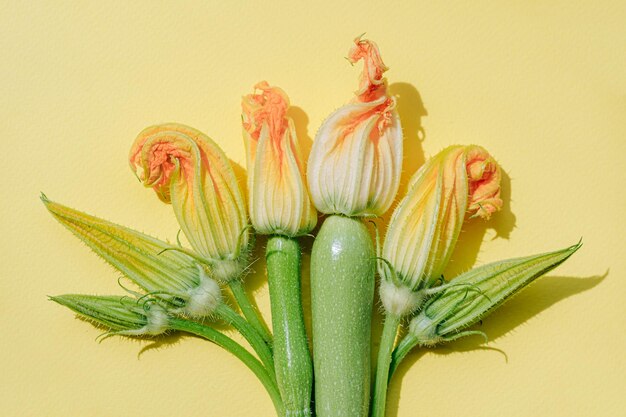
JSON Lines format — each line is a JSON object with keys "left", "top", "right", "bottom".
{"left": 242, "top": 82, "right": 317, "bottom": 236}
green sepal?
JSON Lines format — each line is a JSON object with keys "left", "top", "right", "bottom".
{"left": 409, "top": 241, "right": 582, "bottom": 345}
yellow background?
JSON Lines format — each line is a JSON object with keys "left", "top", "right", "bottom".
{"left": 2, "top": 2, "right": 625, "bottom": 416}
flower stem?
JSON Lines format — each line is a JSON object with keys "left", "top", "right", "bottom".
{"left": 310, "top": 215, "right": 375, "bottom": 417}
{"left": 229, "top": 278, "right": 273, "bottom": 345}
{"left": 389, "top": 333, "right": 419, "bottom": 378}
{"left": 371, "top": 313, "right": 401, "bottom": 417}
{"left": 266, "top": 235, "right": 313, "bottom": 417}
{"left": 214, "top": 303, "right": 276, "bottom": 381}
{"left": 168, "top": 317, "right": 284, "bottom": 416}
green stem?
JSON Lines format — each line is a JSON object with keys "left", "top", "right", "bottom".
{"left": 371, "top": 313, "right": 401, "bottom": 417}
{"left": 310, "top": 215, "right": 375, "bottom": 417}
{"left": 389, "top": 333, "right": 419, "bottom": 379}
{"left": 229, "top": 279, "right": 273, "bottom": 345}
{"left": 266, "top": 235, "right": 313, "bottom": 417}
{"left": 215, "top": 303, "right": 276, "bottom": 381}
{"left": 168, "top": 317, "right": 284, "bottom": 416}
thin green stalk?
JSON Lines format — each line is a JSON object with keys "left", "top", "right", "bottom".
{"left": 168, "top": 317, "right": 284, "bottom": 416}
{"left": 389, "top": 333, "right": 419, "bottom": 379}
{"left": 214, "top": 303, "right": 276, "bottom": 381}
{"left": 229, "top": 279, "right": 273, "bottom": 345}
{"left": 310, "top": 215, "right": 375, "bottom": 417}
{"left": 371, "top": 313, "right": 401, "bottom": 417}
{"left": 266, "top": 235, "right": 313, "bottom": 417}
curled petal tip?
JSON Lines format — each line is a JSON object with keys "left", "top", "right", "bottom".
{"left": 307, "top": 38, "right": 402, "bottom": 217}
{"left": 242, "top": 82, "right": 290, "bottom": 145}
{"left": 347, "top": 37, "right": 389, "bottom": 102}
{"left": 465, "top": 146, "right": 503, "bottom": 219}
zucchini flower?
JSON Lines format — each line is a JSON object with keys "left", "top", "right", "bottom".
{"left": 380, "top": 145, "right": 502, "bottom": 315}
{"left": 242, "top": 81, "right": 317, "bottom": 236}
{"left": 42, "top": 196, "right": 222, "bottom": 318}
{"left": 50, "top": 294, "right": 169, "bottom": 337}
{"left": 129, "top": 123, "right": 249, "bottom": 282}
{"left": 406, "top": 242, "right": 582, "bottom": 346}
{"left": 307, "top": 36, "right": 402, "bottom": 217}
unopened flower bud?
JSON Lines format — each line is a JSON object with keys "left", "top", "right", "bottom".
{"left": 408, "top": 242, "right": 581, "bottom": 346}
{"left": 307, "top": 36, "right": 402, "bottom": 217}
{"left": 50, "top": 294, "right": 169, "bottom": 337}
{"left": 242, "top": 81, "right": 317, "bottom": 236}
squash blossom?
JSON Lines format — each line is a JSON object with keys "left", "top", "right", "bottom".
{"left": 129, "top": 123, "right": 250, "bottom": 283}
{"left": 307, "top": 36, "right": 402, "bottom": 217}
{"left": 242, "top": 81, "right": 317, "bottom": 236}
{"left": 381, "top": 145, "right": 503, "bottom": 312}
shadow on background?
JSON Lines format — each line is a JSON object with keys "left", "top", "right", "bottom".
{"left": 385, "top": 273, "right": 605, "bottom": 417}
{"left": 388, "top": 82, "right": 427, "bottom": 200}
{"left": 288, "top": 106, "right": 314, "bottom": 161}
{"left": 288, "top": 104, "right": 319, "bottom": 342}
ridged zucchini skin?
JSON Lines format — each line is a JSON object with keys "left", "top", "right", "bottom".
{"left": 310, "top": 215, "right": 375, "bottom": 417}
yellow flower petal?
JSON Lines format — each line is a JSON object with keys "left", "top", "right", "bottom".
{"left": 307, "top": 37, "right": 403, "bottom": 217}
{"left": 383, "top": 145, "right": 503, "bottom": 290}
{"left": 242, "top": 82, "right": 317, "bottom": 236}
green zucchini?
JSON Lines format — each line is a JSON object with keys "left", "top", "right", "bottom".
{"left": 266, "top": 236, "right": 313, "bottom": 417}
{"left": 310, "top": 215, "right": 375, "bottom": 417}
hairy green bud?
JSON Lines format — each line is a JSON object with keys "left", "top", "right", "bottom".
{"left": 408, "top": 242, "right": 581, "bottom": 346}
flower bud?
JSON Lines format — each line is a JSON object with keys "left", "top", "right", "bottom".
{"left": 382, "top": 145, "right": 503, "bottom": 292}
{"left": 129, "top": 123, "right": 250, "bottom": 281}
{"left": 242, "top": 81, "right": 317, "bottom": 236}
{"left": 307, "top": 36, "right": 402, "bottom": 217}
{"left": 50, "top": 294, "right": 169, "bottom": 337}
{"left": 42, "top": 196, "right": 222, "bottom": 317}
{"left": 407, "top": 242, "right": 581, "bottom": 346}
